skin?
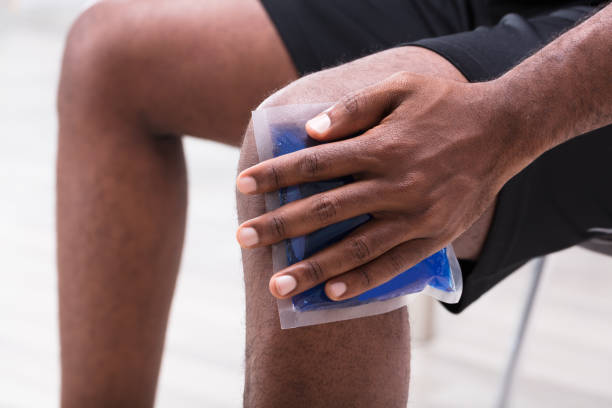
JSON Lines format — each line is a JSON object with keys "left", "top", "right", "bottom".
{"left": 236, "top": 4, "right": 612, "bottom": 303}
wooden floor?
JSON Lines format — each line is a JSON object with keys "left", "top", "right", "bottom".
{"left": 1, "top": 5, "right": 611, "bottom": 407}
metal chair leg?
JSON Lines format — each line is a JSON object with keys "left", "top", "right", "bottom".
{"left": 495, "top": 257, "right": 546, "bottom": 408}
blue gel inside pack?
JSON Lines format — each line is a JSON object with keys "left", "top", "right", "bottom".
{"left": 271, "top": 124, "right": 456, "bottom": 312}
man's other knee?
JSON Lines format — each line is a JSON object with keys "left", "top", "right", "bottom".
{"left": 59, "top": 1, "right": 193, "bottom": 122}
{"left": 58, "top": 2, "right": 146, "bottom": 123}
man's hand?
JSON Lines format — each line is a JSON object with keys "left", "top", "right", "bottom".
{"left": 235, "top": 72, "right": 520, "bottom": 301}
{"left": 236, "top": 2, "right": 612, "bottom": 301}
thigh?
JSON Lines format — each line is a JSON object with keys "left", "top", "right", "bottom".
{"left": 134, "top": 0, "right": 476, "bottom": 140}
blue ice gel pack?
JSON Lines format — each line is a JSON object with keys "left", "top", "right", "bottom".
{"left": 271, "top": 123, "right": 458, "bottom": 312}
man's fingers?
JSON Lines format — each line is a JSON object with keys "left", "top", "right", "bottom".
{"left": 268, "top": 219, "right": 408, "bottom": 298}
{"left": 236, "top": 182, "right": 381, "bottom": 248}
{"left": 323, "top": 238, "right": 439, "bottom": 300}
{"left": 236, "top": 138, "right": 374, "bottom": 194}
{"left": 305, "top": 74, "right": 405, "bottom": 141}
{"left": 236, "top": 73, "right": 415, "bottom": 194}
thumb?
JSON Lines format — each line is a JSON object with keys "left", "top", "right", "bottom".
{"left": 305, "top": 75, "right": 403, "bottom": 141}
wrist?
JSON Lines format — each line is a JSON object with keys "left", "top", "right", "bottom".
{"left": 479, "top": 76, "right": 546, "bottom": 181}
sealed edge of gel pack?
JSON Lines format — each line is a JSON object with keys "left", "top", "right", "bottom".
{"left": 252, "top": 103, "right": 462, "bottom": 329}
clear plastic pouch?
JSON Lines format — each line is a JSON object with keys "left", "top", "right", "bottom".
{"left": 252, "top": 103, "right": 462, "bottom": 329}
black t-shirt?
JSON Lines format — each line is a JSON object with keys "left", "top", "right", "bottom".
{"left": 487, "top": 0, "right": 604, "bottom": 21}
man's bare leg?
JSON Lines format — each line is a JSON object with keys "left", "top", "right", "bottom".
{"left": 57, "top": 1, "right": 296, "bottom": 406}
{"left": 237, "top": 46, "right": 492, "bottom": 407}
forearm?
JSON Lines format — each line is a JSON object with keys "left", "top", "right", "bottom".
{"left": 493, "top": 3, "right": 611, "bottom": 163}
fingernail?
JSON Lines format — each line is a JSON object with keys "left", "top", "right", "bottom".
{"left": 237, "top": 227, "right": 259, "bottom": 247}
{"left": 328, "top": 282, "right": 347, "bottom": 299}
{"left": 237, "top": 176, "right": 257, "bottom": 194}
{"left": 275, "top": 275, "right": 297, "bottom": 296}
{"left": 307, "top": 113, "right": 331, "bottom": 134}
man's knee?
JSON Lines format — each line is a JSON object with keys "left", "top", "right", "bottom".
{"left": 59, "top": 1, "right": 196, "bottom": 127}
{"left": 58, "top": 2, "right": 142, "bottom": 119}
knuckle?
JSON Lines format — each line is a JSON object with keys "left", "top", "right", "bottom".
{"left": 303, "top": 260, "right": 325, "bottom": 283}
{"left": 268, "top": 166, "right": 283, "bottom": 190}
{"left": 394, "top": 173, "right": 419, "bottom": 196}
{"left": 338, "top": 92, "right": 360, "bottom": 115}
{"left": 396, "top": 70, "right": 414, "bottom": 82}
{"left": 298, "top": 151, "right": 321, "bottom": 178}
{"left": 311, "top": 194, "right": 340, "bottom": 223}
{"left": 349, "top": 236, "right": 371, "bottom": 262}
{"left": 390, "top": 172, "right": 425, "bottom": 204}
{"left": 270, "top": 214, "right": 288, "bottom": 238}
{"left": 358, "top": 268, "right": 372, "bottom": 287}
{"left": 388, "top": 251, "right": 406, "bottom": 272}
{"left": 393, "top": 71, "right": 416, "bottom": 88}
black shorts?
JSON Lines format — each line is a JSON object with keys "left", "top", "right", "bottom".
{"left": 260, "top": 0, "right": 612, "bottom": 312}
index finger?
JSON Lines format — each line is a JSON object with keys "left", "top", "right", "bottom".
{"left": 305, "top": 73, "right": 407, "bottom": 142}
{"left": 236, "top": 137, "right": 374, "bottom": 194}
